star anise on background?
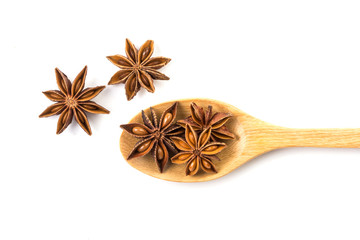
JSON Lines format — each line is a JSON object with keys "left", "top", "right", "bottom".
{"left": 177, "top": 102, "right": 235, "bottom": 141}
{"left": 120, "top": 102, "right": 183, "bottom": 172}
{"left": 171, "top": 125, "right": 226, "bottom": 176}
{"left": 107, "top": 38, "right": 171, "bottom": 101}
{"left": 39, "top": 66, "right": 109, "bottom": 135}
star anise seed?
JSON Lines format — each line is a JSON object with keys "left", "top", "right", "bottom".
{"left": 177, "top": 102, "right": 235, "bottom": 141}
{"left": 120, "top": 102, "right": 184, "bottom": 172}
{"left": 171, "top": 124, "right": 226, "bottom": 176}
{"left": 107, "top": 39, "right": 171, "bottom": 101}
{"left": 39, "top": 66, "right": 109, "bottom": 135}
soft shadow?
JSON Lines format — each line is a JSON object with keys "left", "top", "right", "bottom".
{"left": 164, "top": 147, "right": 360, "bottom": 187}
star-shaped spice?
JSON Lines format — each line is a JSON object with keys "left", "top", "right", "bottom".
{"left": 177, "top": 102, "right": 235, "bottom": 141}
{"left": 171, "top": 125, "right": 226, "bottom": 176}
{"left": 107, "top": 39, "right": 171, "bottom": 100}
{"left": 120, "top": 102, "right": 183, "bottom": 172}
{"left": 39, "top": 66, "right": 109, "bottom": 135}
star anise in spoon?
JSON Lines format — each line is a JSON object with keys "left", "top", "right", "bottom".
{"left": 171, "top": 125, "right": 226, "bottom": 176}
{"left": 39, "top": 66, "right": 109, "bottom": 135}
{"left": 107, "top": 39, "right": 171, "bottom": 100}
{"left": 177, "top": 102, "right": 235, "bottom": 141}
{"left": 120, "top": 102, "right": 183, "bottom": 172}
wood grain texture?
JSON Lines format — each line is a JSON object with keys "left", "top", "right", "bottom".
{"left": 120, "top": 98, "right": 360, "bottom": 182}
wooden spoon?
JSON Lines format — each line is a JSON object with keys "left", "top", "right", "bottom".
{"left": 120, "top": 98, "right": 360, "bottom": 182}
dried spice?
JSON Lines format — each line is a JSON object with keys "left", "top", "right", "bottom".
{"left": 107, "top": 39, "right": 171, "bottom": 101}
{"left": 39, "top": 66, "right": 109, "bottom": 135}
{"left": 121, "top": 102, "right": 183, "bottom": 172}
{"left": 177, "top": 102, "right": 235, "bottom": 141}
{"left": 171, "top": 125, "right": 226, "bottom": 176}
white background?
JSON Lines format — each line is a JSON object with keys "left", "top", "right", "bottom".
{"left": 1, "top": 0, "right": 360, "bottom": 239}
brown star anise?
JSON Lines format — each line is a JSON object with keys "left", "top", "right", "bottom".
{"left": 177, "top": 102, "right": 235, "bottom": 141}
{"left": 171, "top": 125, "right": 226, "bottom": 176}
{"left": 39, "top": 66, "right": 109, "bottom": 135}
{"left": 107, "top": 39, "right": 171, "bottom": 101}
{"left": 120, "top": 102, "right": 183, "bottom": 172}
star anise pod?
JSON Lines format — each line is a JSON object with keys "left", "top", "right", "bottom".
{"left": 120, "top": 102, "right": 183, "bottom": 172}
{"left": 107, "top": 39, "right": 171, "bottom": 101}
{"left": 177, "top": 102, "right": 235, "bottom": 141}
{"left": 39, "top": 66, "right": 109, "bottom": 135}
{"left": 171, "top": 125, "right": 226, "bottom": 176}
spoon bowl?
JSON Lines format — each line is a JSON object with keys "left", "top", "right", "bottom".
{"left": 120, "top": 98, "right": 360, "bottom": 182}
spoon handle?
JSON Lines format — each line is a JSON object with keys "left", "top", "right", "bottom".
{"left": 273, "top": 128, "right": 360, "bottom": 148}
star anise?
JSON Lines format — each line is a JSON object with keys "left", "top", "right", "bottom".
{"left": 120, "top": 102, "right": 183, "bottom": 172}
{"left": 177, "top": 102, "right": 235, "bottom": 141}
{"left": 39, "top": 66, "right": 109, "bottom": 135}
{"left": 107, "top": 39, "right": 171, "bottom": 101}
{"left": 171, "top": 125, "right": 226, "bottom": 176}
